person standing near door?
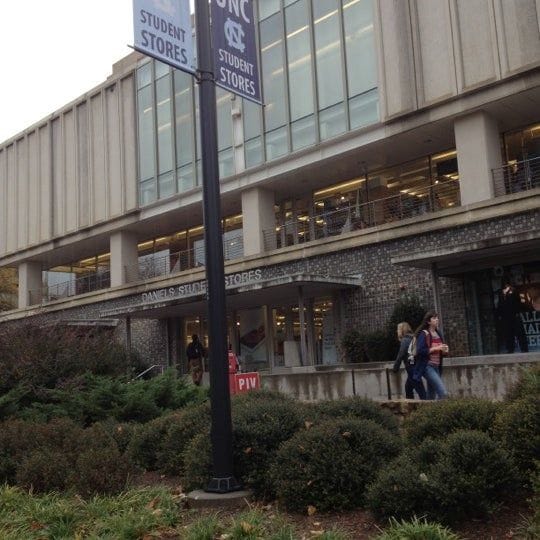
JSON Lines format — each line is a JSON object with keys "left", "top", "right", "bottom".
{"left": 497, "top": 278, "right": 529, "bottom": 353}
{"left": 186, "top": 334, "right": 205, "bottom": 385}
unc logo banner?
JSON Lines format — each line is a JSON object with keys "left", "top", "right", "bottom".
{"left": 211, "top": 0, "right": 262, "bottom": 104}
{"left": 133, "top": 0, "right": 195, "bottom": 74}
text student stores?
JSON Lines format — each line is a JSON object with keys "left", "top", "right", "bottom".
{"left": 212, "top": 0, "right": 262, "bottom": 103}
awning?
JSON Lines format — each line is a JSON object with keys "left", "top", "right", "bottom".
{"left": 100, "top": 273, "right": 361, "bottom": 319}
{"left": 391, "top": 229, "right": 540, "bottom": 276}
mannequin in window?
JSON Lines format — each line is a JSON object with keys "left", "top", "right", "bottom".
{"left": 497, "top": 278, "right": 529, "bottom": 353}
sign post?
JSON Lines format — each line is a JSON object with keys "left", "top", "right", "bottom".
{"left": 194, "top": 0, "right": 240, "bottom": 494}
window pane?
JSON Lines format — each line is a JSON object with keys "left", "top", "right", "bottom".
{"left": 258, "top": 0, "right": 280, "bottom": 20}
{"left": 286, "top": 0, "right": 314, "bottom": 121}
{"left": 137, "top": 62, "right": 152, "bottom": 89}
{"left": 156, "top": 75, "right": 173, "bottom": 177}
{"left": 219, "top": 147, "right": 234, "bottom": 178}
{"left": 137, "top": 85, "right": 155, "bottom": 181}
{"left": 158, "top": 171, "right": 175, "bottom": 199}
{"left": 174, "top": 70, "right": 194, "bottom": 167}
{"left": 216, "top": 88, "right": 232, "bottom": 151}
{"left": 243, "top": 99, "right": 262, "bottom": 141}
{"left": 292, "top": 115, "right": 316, "bottom": 150}
{"left": 319, "top": 102, "right": 345, "bottom": 140}
{"left": 245, "top": 137, "right": 263, "bottom": 168}
{"left": 177, "top": 163, "right": 195, "bottom": 192}
{"left": 343, "top": 0, "right": 377, "bottom": 96}
{"left": 140, "top": 178, "right": 156, "bottom": 205}
{"left": 261, "top": 13, "right": 287, "bottom": 132}
{"left": 266, "top": 126, "right": 288, "bottom": 160}
{"left": 349, "top": 89, "right": 379, "bottom": 129}
{"left": 313, "top": 0, "right": 344, "bottom": 110}
{"left": 155, "top": 60, "right": 169, "bottom": 79}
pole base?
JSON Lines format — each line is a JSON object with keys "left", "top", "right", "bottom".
{"left": 205, "top": 475, "right": 242, "bottom": 493}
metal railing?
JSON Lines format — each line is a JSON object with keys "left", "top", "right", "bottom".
{"left": 34, "top": 270, "right": 111, "bottom": 305}
{"left": 264, "top": 179, "right": 460, "bottom": 250}
{"left": 126, "top": 232, "right": 244, "bottom": 282}
{"left": 492, "top": 156, "right": 540, "bottom": 196}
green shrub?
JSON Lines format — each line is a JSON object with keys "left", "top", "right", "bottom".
{"left": 342, "top": 329, "right": 366, "bottom": 362}
{"left": 368, "top": 430, "right": 518, "bottom": 524}
{"left": 505, "top": 364, "right": 540, "bottom": 402}
{"left": 156, "top": 402, "right": 211, "bottom": 475}
{"left": 16, "top": 450, "right": 70, "bottom": 492}
{"left": 271, "top": 418, "right": 402, "bottom": 513}
{"left": 0, "top": 324, "right": 141, "bottom": 393}
{"left": 306, "top": 396, "right": 399, "bottom": 434}
{"left": 404, "top": 398, "right": 501, "bottom": 444}
{"left": 231, "top": 394, "right": 306, "bottom": 497}
{"left": 182, "top": 430, "right": 212, "bottom": 491}
{"left": 342, "top": 330, "right": 395, "bottom": 362}
{"left": 127, "top": 411, "right": 184, "bottom": 470}
{"left": 375, "top": 517, "right": 462, "bottom": 540}
{"left": 493, "top": 394, "right": 540, "bottom": 481}
{"left": 386, "top": 295, "right": 426, "bottom": 337}
{"left": 433, "top": 430, "right": 519, "bottom": 521}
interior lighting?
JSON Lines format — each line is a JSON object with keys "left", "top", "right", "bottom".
{"left": 432, "top": 150, "right": 457, "bottom": 161}
{"left": 314, "top": 178, "right": 365, "bottom": 197}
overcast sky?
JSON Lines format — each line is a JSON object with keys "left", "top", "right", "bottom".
{"left": 0, "top": 0, "right": 194, "bottom": 144}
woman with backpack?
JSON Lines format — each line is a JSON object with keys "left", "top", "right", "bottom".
{"left": 392, "top": 322, "right": 426, "bottom": 399}
{"left": 412, "top": 311, "right": 449, "bottom": 399}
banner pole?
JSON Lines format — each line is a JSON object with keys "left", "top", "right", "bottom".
{"left": 195, "top": 0, "right": 240, "bottom": 494}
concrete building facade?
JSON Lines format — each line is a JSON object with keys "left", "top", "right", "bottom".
{"left": 1, "top": 0, "right": 539, "bottom": 375}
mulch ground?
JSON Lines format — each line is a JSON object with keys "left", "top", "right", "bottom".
{"left": 135, "top": 472, "right": 533, "bottom": 539}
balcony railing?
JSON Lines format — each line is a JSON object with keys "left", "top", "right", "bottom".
{"left": 32, "top": 270, "right": 111, "bottom": 305}
{"left": 126, "top": 232, "right": 244, "bottom": 282}
{"left": 264, "top": 179, "right": 460, "bottom": 250}
{"left": 492, "top": 156, "right": 540, "bottom": 196}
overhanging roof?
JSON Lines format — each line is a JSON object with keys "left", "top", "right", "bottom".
{"left": 100, "top": 273, "right": 361, "bottom": 319}
{"left": 391, "top": 229, "right": 540, "bottom": 275}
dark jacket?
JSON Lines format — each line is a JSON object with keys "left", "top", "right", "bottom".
{"left": 412, "top": 330, "right": 444, "bottom": 381}
{"left": 392, "top": 334, "right": 413, "bottom": 372}
{"left": 186, "top": 340, "right": 205, "bottom": 360}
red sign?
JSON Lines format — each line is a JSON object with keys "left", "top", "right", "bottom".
{"left": 229, "top": 372, "right": 260, "bottom": 394}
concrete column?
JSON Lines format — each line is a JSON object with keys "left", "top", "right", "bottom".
{"left": 298, "top": 286, "right": 308, "bottom": 366}
{"left": 241, "top": 187, "right": 275, "bottom": 256}
{"left": 110, "top": 230, "right": 138, "bottom": 286}
{"left": 454, "top": 111, "right": 502, "bottom": 205}
{"left": 18, "top": 261, "right": 42, "bottom": 308}
{"left": 306, "top": 299, "right": 316, "bottom": 365}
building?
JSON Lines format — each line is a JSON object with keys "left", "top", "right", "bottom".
{"left": 1, "top": 0, "right": 539, "bottom": 374}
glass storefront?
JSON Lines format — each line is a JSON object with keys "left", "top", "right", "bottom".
{"left": 465, "top": 261, "right": 540, "bottom": 354}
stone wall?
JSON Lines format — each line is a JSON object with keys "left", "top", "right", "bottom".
{"left": 262, "top": 353, "right": 539, "bottom": 402}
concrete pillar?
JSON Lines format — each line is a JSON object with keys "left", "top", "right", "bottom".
{"left": 110, "top": 230, "right": 138, "bottom": 286}
{"left": 298, "top": 286, "right": 308, "bottom": 366}
{"left": 454, "top": 111, "right": 502, "bottom": 205}
{"left": 18, "top": 261, "right": 42, "bottom": 308}
{"left": 241, "top": 187, "right": 275, "bottom": 256}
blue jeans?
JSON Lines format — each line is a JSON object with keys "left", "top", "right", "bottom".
{"left": 424, "top": 364, "right": 448, "bottom": 400}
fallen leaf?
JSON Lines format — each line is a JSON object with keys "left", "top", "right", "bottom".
{"left": 307, "top": 505, "right": 317, "bottom": 516}
{"left": 240, "top": 521, "right": 254, "bottom": 533}
{"left": 243, "top": 447, "right": 253, "bottom": 454}
{"left": 341, "top": 431, "right": 352, "bottom": 438}
{"left": 304, "top": 421, "right": 314, "bottom": 429}
{"left": 146, "top": 497, "right": 160, "bottom": 509}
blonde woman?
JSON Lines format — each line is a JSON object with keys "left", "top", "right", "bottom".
{"left": 392, "top": 322, "right": 426, "bottom": 399}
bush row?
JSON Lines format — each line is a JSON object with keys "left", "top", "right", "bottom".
{"left": 0, "top": 369, "right": 205, "bottom": 425}
{"left": 0, "top": 417, "right": 137, "bottom": 496}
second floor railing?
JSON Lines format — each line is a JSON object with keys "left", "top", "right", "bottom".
{"left": 263, "top": 179, "right": 460, "bottom": 250}
{"left": 492, "top": 156, "right": 540, "bottom": 196}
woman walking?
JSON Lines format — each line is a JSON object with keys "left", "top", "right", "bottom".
{"left": 392, "top": 322, "right": 426, "bottom": 399}
{"left": 412, "top": 311, "right": 449, "bottom": 399}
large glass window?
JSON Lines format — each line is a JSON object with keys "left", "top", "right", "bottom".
{"left": 174, "top": 70, "right": 195, "bottom": 190}
{"left": 313, "top": 0, "right": 345, "bottom": 138}
{"left": 260, "top": 13, "right": 287, "bottom": 137}
{"left": 137, "top": 83, "right": 155, "bottom": 184}
{"left": 156, "top": 74, "right": 174, "bottom": 198}
{"left": 243, "top": 99, "right": 263, "bottom": 167}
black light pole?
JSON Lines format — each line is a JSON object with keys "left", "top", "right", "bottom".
{"left": 195, "top": 0, "right": 240, "bottom": 494}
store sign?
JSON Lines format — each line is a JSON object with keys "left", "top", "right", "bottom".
{"left": 211, "top": 0, "right": 262, "bottom": 103}
{"left": 140, "top": 268, "right": 262, "bottom": 304}
{"left": 133, "top": 0, "right": 195, "bottom": 74}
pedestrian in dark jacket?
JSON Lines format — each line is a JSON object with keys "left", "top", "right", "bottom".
{"left": 392, "top": 322, "right": 426, "bottom": 399}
